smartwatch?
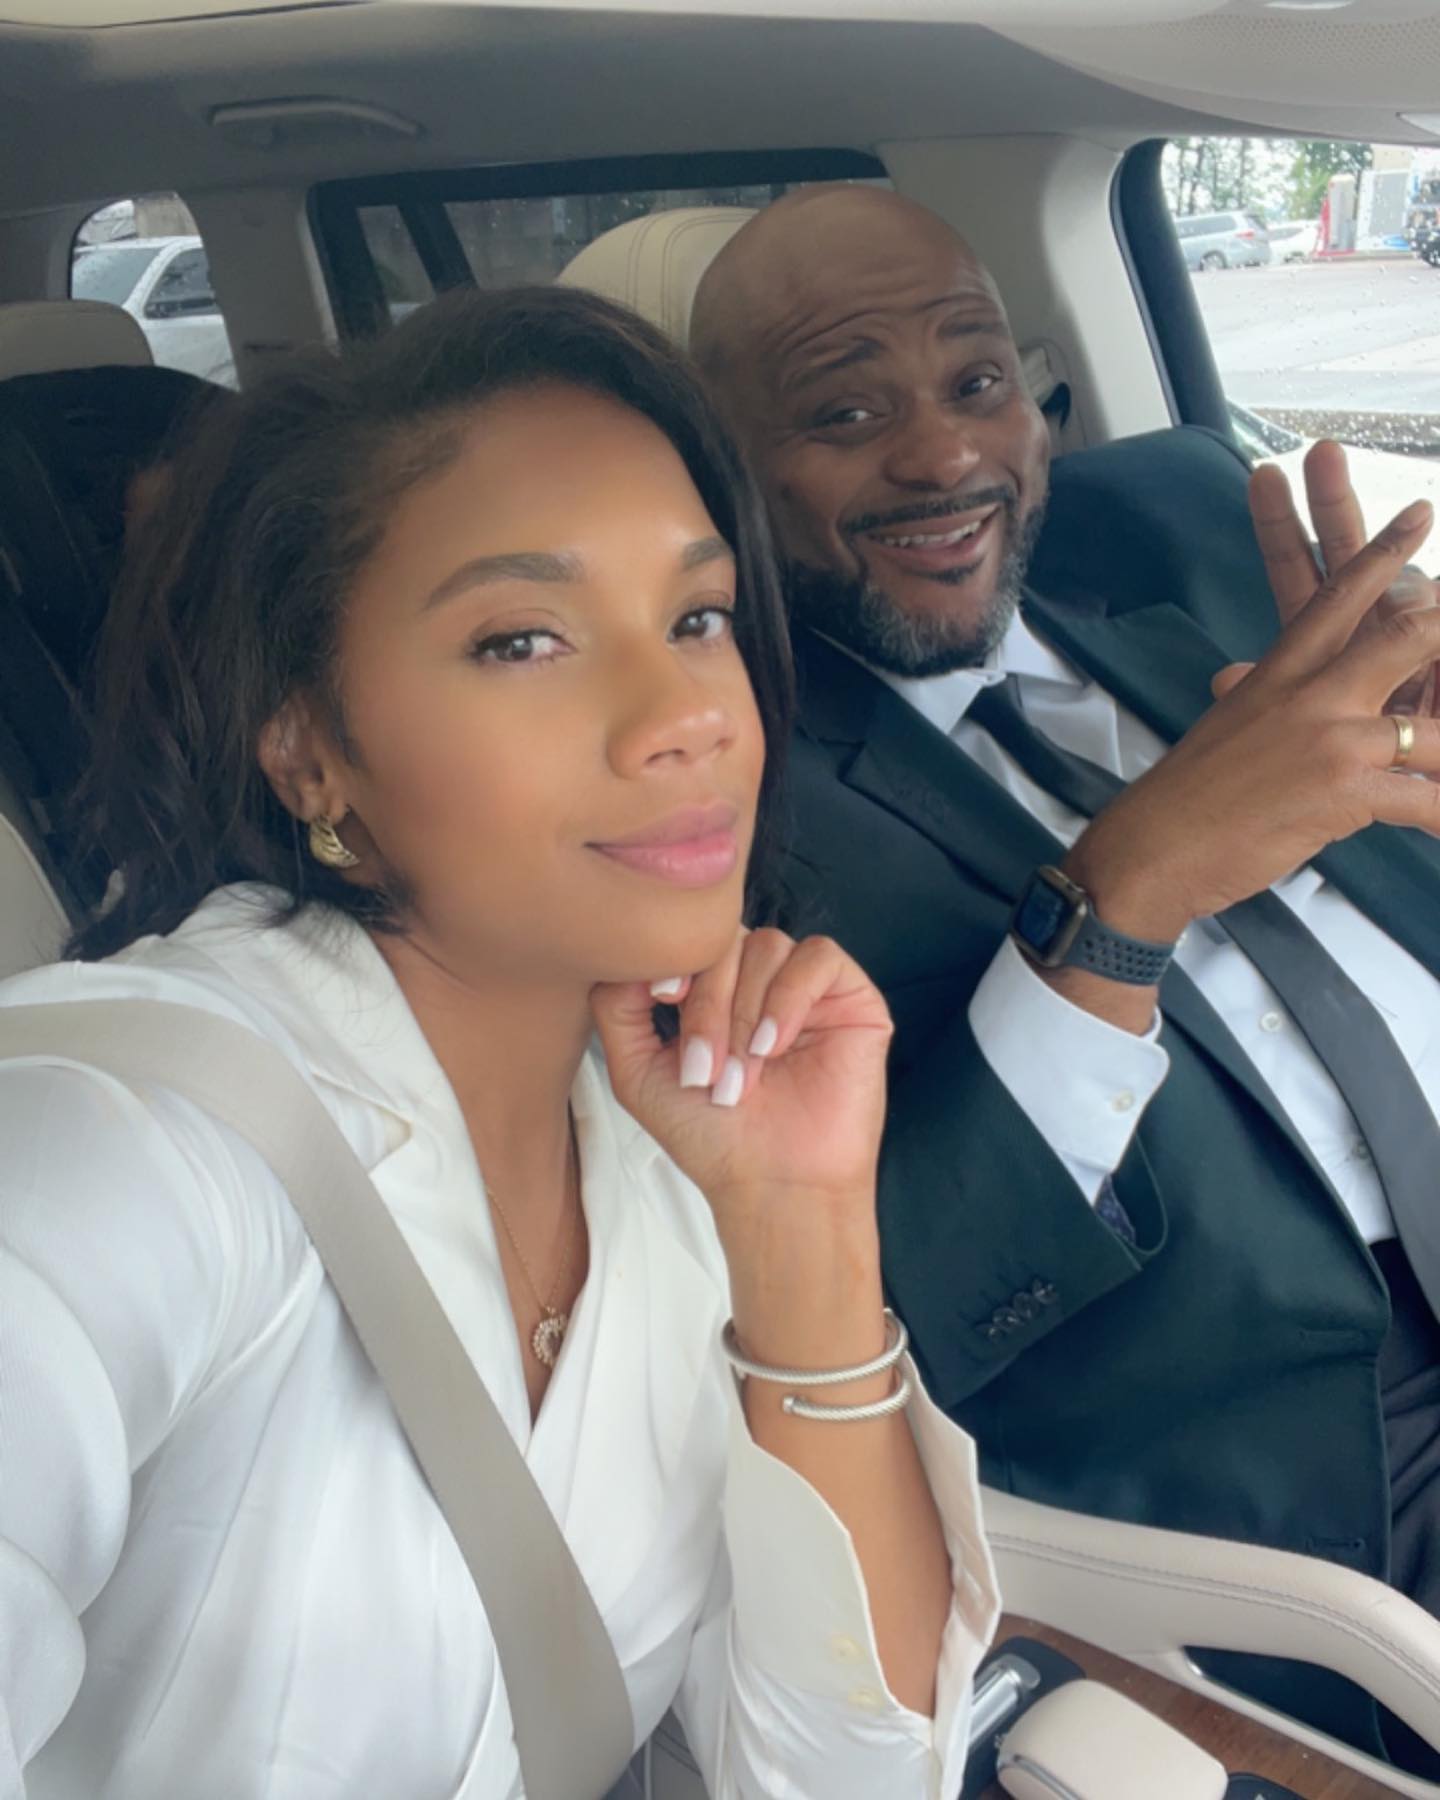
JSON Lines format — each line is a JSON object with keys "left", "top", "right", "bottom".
{"left": 1009, "top": 865, "right": 1176, "bottom": 986}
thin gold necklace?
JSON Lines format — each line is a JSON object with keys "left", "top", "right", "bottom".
{"left": 485, "top": 1116, "right": 582, "bottom": 1369}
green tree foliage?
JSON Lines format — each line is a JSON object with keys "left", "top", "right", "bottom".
{"left": 1163, "top": 137, "right": 1373, "bottom": 223}
{"left": 1287, "top": 140, "right": 1374, "bottom": 219}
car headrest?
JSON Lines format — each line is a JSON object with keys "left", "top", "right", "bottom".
{"left": 557, "top": 207, "right": 755, "bottom": 348}
{"left": 0, "top": 809, "right": 69, "bottom": 978}
{"left": 0, "top": 300, "right": 152, "bottom": 381}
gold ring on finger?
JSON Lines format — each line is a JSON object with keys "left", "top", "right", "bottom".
{"left": 1393, "top": 713, "right": 1418, "bottom": 768}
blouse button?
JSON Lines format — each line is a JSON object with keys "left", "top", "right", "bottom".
{"left": 829, "top": 1633, "right": 863, "bottom": 1664}
{"left": 848, "top": 1687, "right": 885, "bottom": 1712}
{"left": 1260, "top": 1011, "right": 1284, "bottom": 1034}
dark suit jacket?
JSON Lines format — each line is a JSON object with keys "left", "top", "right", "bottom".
{"left": 782, "top": 426, "right": 1440, "bottom": 1747}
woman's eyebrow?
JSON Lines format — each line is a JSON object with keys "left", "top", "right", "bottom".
{"left": 682, "top": 536, "right": 733, "bottom": 572}
{"left": 423, "top": 550, "right": 584, "bottom": 611}
{"left": 424, "top": 537, "right": 731, "bottom": 612}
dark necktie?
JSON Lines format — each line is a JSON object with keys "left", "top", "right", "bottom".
{"left": 969, "top": 674, "right": 1440, "bottom": 1318}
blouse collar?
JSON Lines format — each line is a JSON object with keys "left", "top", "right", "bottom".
{"left": 152, "top": 884, "right": 664, "bottom": 1183}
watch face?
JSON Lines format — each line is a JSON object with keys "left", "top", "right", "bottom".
{"left": 1014, "top": 876, "right": 1071, "bottom": 955}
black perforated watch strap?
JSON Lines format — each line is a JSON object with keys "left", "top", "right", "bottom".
{"left": 1066, "top": 910, "right": 1176, "bottom": 986}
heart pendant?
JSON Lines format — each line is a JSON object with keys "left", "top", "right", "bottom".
{"left": 531, "top": 1310, "right": 568, "bottom": 1368}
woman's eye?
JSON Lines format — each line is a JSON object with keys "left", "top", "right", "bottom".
{"left": 469, "top": 628, "right": 568, "bottom": 667}
{"left": 957, "top": 371, "right": 1003, "bottom": 400}
{"left": 673, "top": 605, "right": 736, "bottom": 645}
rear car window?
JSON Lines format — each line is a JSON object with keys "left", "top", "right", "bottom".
{"left": 70, "top": 193, "right": 236, "bottom": 386}
{"left": 312, "top": 150, "right": 888, "bottom": 339}
{"left": 145, "top": 248, "right": 219, "bottom": 317}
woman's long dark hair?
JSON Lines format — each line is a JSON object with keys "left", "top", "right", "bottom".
{"left": 71, "top": 285, "right": 793, "bottom": 960}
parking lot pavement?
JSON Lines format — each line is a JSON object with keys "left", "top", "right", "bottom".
{"left": 1195, "top": 258, "right": 1440, "bottom": 424}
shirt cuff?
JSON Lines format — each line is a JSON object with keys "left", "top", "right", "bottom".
{"left": 721, "top": 1355, "right": 999, "bottom": 1784}
{"left": 970, "top": 938, "right": 1170, "bottom": 1204}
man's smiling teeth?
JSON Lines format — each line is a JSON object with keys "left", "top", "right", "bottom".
{"left": 871, "top": 515, "right": 991, "bottom": 549}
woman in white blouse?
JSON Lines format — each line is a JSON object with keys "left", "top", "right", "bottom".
{"left": 0, "top": 287, "right": 997, "bottom": 1799}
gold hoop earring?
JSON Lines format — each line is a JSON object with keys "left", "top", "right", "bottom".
{"left": 308, "top": 813, "right": 359, "bottom": 870}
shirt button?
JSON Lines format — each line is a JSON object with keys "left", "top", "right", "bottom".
{"left": 1110, "top": 1090, "right": 1136, "bottom": 1114}
{"left": 829, "top": 1633, "right": 863, "bottom": 1664}
{"left": 848, "top": 1687, "right": 885, "bottom": 1712}
{"left": 1260, "top": 1011, "right": 1284, "bottom": 1034}
{"left": 1353, "top": 1139, "right": 1372, "bottom": 1162}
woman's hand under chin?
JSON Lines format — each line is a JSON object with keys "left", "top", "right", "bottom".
{"left": 596, "top": 934, "right": 950, "bottom": 1718}
{"left": 590, "top": 930, "right": 894, "bottom": 1329}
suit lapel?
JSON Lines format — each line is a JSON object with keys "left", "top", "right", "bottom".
{"left": 796, "top": 630, "right": 1059, "bottom": 900}
{"left": 1023, "top": 589, "right": 1226, "bottom": 749}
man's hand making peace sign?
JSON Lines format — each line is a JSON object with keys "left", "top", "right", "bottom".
{"left": 1046, "top": 440, "right": 1440, "bottom": 1033}
{"left": 1228, "top": 439, "right": 1440, "bottom": 720}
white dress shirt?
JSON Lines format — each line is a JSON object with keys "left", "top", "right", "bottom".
{"left": 884, "top": 611, "right": 1440, "bottom": 1245}
{"left": 0, "top": 886, "right": 998, "bottom": 1800}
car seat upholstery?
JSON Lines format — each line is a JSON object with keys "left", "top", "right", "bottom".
{"left": 987, "top": 1485, "right": 1440, "bottom": 1798}
{"left": 557, "top": 206, "right": 757, "bottom": 348}
{"left": 0, "top": 299, "right": 150, "bottom": 380}
{"left": 0, "top": 765, "right": 68, "bottom": 981}
{"left": 0, "top": 300, "right": 223, "bottom": 973}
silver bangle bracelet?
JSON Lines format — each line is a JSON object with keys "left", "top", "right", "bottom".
{"left": 721, "top": 1308, "right": 908, "bottom": 1386}
{"left": 782, "top": 1370, "right": 914, "bottom": 1423}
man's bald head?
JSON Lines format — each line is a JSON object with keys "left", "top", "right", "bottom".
{"left": 692, "top": 185, "right": 1051, "bottom": 678}
{"left": 693, "top": 186, "right": 1001, "bottom": 389}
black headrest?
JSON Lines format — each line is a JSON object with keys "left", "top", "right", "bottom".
{"left": 0, "top": 363, "right": 228, "bottom": 908}
{"left": 0, "top": 363, "right": 223, "bottom": 685}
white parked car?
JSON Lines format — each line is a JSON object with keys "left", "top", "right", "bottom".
{"left": 1264, "top": 218, "right": 1321, "bottom": 263}
{"left": 70, "top": 236, "right": 235, "bottom": 386}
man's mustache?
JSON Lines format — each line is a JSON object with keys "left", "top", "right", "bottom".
{"left": 843, "top": 487, "right": 1018, "bottom": 539}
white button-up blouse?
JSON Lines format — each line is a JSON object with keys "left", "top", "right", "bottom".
{"left": 0, "top": 887, "right": 999, "bottom": 1800}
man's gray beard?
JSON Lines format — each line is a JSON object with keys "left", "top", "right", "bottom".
{"left": 786, "top": 505, "right": 1043, "bottom": 679}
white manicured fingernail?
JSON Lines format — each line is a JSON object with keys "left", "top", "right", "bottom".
{"left": 650, "top": 976, "right": 686, "bottom": 999}
{"left": 680, "top": 1039, "right": 713, "bottom": 1089}
{"left": 712, "top": 1055, "right": 745, "bottom": 1108}
{"left": 748, "top": 1017, "right": 779, "bottom": 1058}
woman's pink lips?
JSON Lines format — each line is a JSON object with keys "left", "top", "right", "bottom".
{"left": 592, "top": 830, "right": 739, "bottom": 888}
{"left": 590, "top": 802, "right": 742, "bottom": 889}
